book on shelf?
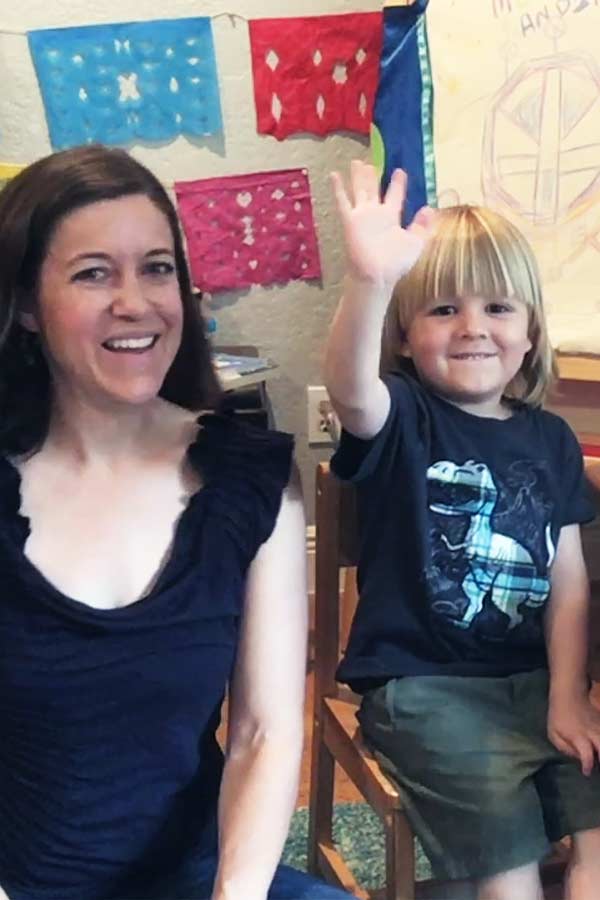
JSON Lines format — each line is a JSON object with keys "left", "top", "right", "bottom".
{"left": 213, "top": 352, "right": 277, "bottom": 386}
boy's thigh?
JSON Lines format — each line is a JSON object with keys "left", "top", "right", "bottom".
{"left": 358, "top": 674, "right": 550, "bottom": 881}
{"left": 511, "top": 669, "right": 600, "bottom": 841}
{"left": 535, "top": 747, "right": 600, "bottom": 841}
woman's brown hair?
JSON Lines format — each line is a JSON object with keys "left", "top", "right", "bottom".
{"left": 0, "top": 144, "right": 221, "bottom": 455}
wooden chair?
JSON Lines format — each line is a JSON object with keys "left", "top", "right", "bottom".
{"left": 307, "top": 460, "right": 600, "bottom": 900}
{"left": 583, "top": 459, "right": 600, "bottom": 681}
{"left": 307, "top": 462, "right": 429, "bottom": 900}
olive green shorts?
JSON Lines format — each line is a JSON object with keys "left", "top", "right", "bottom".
{"left": 358, "top": 669, "right": 600, "bottom": 881}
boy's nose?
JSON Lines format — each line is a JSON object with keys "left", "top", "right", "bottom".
{"left": 458, "top": 309, "right": 487, "bottom": 338}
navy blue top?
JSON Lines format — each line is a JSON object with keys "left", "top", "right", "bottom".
{"left": 332, "top": 374, "right": 594, "bottom": 689}
{"left": 0, "top": 414, "right": 293, "bottom": 900}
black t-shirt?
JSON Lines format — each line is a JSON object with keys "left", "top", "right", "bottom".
{"left": 331, "top": 373, "right": 595, "bottom": 691}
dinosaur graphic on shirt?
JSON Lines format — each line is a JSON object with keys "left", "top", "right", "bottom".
{"left": 427, "top": 460, "right": 555, "bottom": 629}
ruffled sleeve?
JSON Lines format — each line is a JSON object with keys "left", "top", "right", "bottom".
{"left": 188, "top": 414, "right": 294, "bottom": 572}
{"left": 0, "top": 456, "right": 31, "bottom": 547}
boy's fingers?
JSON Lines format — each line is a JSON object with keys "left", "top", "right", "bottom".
{"left": 550, "top": 733, "right": 572, "bottom": 759}
{"left": 351, "top": 159, "right": 379, "bottom": 204}
{"left": 589, "top": 731, "right": 600, "bottom": 766}
{"left": 330, "top": 171, "right": 352, "bottom": 220}
{"left": 361, "top": 163, "right": 380, "bottom": 200}
{"left": 350, "top": 159, "right": 365, "bottom": 204}
{"left": 383, "top": 168, "right": 407, "bottom": 215}
{"left": 574, "top": 737, "right": 594, "bottom": 776}
{"left": 407, "top": 207, "right": 439, "bottom": 244}
{"left": 413, "top": 205, "right": 438, "bottom": 231}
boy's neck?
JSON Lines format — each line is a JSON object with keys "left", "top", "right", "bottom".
{"left": 429, "top": 388, "right": 514, "bottom": 420}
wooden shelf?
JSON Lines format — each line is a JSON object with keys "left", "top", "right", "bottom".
{"left": 219, "top": 365, "right": 278, "bottom": 392}
{"left": 557, "top": 354, "right": 600, "bottom": 382}
{"left": 585, "top": 457, "right": 600, "bottom": 489}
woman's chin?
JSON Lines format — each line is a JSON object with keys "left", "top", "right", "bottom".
{"left": 91, "top": 377, "right": 167, "bottom": 410}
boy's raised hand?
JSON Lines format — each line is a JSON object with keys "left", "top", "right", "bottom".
{"left": 331, "top": 159, "right": 437, "bottom": 289}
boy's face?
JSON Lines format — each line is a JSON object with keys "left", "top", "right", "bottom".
{"left": 401, "top": 293, "right": 532, "bottom": 418}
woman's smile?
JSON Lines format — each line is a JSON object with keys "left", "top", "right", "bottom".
{"left": 102, "top": 334, "right": 159, "bottom": 353}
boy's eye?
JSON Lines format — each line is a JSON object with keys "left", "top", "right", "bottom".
{"left": 72, "top": 266, "right": 108, "bottom": 283}
{"left": 429, "top": 304, "right": 457, "bottom": 316}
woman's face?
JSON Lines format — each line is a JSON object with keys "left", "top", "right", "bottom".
{"left": 25, "top": 194, "right": 184, "bottom": 411}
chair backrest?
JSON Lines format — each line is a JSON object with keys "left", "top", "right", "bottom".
{"left": 314, "top": 463, "right": 359, "bottom": 700}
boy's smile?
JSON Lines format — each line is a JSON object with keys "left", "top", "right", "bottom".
{"left": 449, "top": 351, "right": 497, "bottom": 360}
{"left": 402, "top": 294, "right": 532, "bottom": 418}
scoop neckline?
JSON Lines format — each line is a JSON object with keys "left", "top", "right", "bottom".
{"left": 0, "top": 421, "right": 212, "bottom": 620}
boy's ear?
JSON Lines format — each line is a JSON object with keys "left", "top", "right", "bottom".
{"left": 398, "top": 339, "right": 412, "bottom": 358}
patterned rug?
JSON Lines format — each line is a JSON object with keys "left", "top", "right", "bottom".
{"left": 282, "top": 803, "right": 432, "bottom": 891}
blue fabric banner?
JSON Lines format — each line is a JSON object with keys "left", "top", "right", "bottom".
{"left": 28, "top": 18, "right": 223, "bottom": 150}
{"left": 371, "top": 0, "right": 435, "bottom": 222}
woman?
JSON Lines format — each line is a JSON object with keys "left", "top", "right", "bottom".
{"left": 0, "top": 146, "right": 352, "bottom": 900}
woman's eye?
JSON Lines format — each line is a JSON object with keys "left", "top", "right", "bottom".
{"left": 145, "top": 261, "right": 175, "bottom": 277}
{"left": 72, "top": 267, "right": 107, "bottom": 283}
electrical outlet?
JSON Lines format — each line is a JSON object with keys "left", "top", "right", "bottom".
{"left": 307, "top": 385, "right": 339, "bottom": 445}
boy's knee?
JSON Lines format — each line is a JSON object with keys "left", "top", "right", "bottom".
{"left": 572, "top": 824, "right": 600, "bottom": 857}
{"left": 568, "top": 826, "right": 600, "bottom": 893}
{"left": 476, "top": 861, "right": 542, "bottom": 900}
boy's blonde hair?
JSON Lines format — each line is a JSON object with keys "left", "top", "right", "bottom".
{"left": 382, "top": 205, "right": 556, "bottom": 407}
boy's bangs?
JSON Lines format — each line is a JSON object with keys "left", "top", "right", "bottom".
{"left": 423, "top": 211, "right": 520, "bottom": 304}
{"left": 390, "top": 204, "right": 553, "bottom": 405}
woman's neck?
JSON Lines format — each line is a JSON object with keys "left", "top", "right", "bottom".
{"left": 45, "top": 388, "right": 181, "bottom": 466}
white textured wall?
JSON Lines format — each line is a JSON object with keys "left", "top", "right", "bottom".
{"left": 0, "top": 0, "right": 381, "bottom": 519}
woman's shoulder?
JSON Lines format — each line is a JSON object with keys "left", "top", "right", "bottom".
{"left": 156, "top": 400, "right": 294, "bottom": 505}
{"left": 189, "top": 411, "right": 294, "bottom": 482}
{"left": 188, "top": 412, "right": 295, "bottom": 562}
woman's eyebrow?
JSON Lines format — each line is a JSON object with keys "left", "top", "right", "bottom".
{"left": 66, "top": 251, "right": 112, "bottom": 266}
{"left": 65, "top": 248, "right": 175, "bottom": 266}
{"left": 145, "top": 248, "right": 175, "bottom": 257}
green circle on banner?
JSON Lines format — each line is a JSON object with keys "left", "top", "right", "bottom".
{"left": 370, "top": 123, "right": 385, "bottom": 182}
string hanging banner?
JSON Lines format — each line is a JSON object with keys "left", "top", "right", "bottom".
{"left": 28, "top": 18, "right": 223, "bottom": 150}
{"left": 249, "top": 12, "right": 383, "bottom": 140}
{"left": 175, "top": 168, "right": 322, "bottom": 293}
